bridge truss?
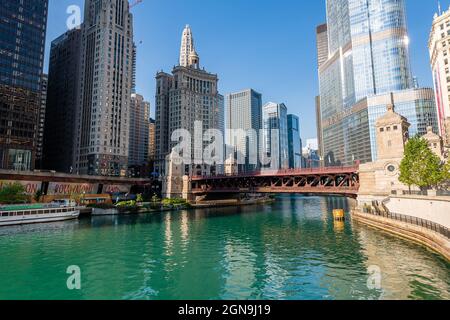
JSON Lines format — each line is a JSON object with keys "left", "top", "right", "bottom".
{"left": 191, "top": 166, "right": 360, "bottom": 197}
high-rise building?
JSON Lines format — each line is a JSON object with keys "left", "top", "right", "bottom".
{"left": 0, "top": 0, "right": 48, "bottom": 171}
{"left": 43, "top": 29, "right": 82, "bottom": 173}
{"left": 226, "top": 89, "right": 262, "bottom": 173}
{"left": 75, "top": 0, "right": 134, "bottom": 176}
{"left": 36, "top": 74, "right": 48, "bottom": 169}
{"left": 429, "top": 6, "right": 450, "bottom": 140}
{"left": 148, "top": 118, "right": 156, "bottom": 173}
{"left": 315, "top": 24, "right": 328, "bottom": 160}
{"left": 316, "top": 24, "right": 328, "bottom": 69}
{"left": 128, "top": 94, "right": 150, "bottom": 176}
{"left": 155, "top": 25, "right": 224, "bottom": 176}
{"left": 262, "top": 102, "right": 289, "bottom": 170}
{"left": 318, "top": 0, "right": 438, "bottom": 166}
{"left": 287, "top": 114, "right": 302, "bottom": 169}
{"left": 315, "top": 96, "right": 324, "bottom": 159}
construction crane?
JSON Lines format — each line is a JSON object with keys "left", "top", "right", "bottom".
{"left": 129, "top": 0, "right": 143, "bottom": 9}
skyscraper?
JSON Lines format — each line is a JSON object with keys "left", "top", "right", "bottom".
{"left": 316, "top": 24, "right": 328, "bottom": 69}
{"left": 75, "top": 0, "right": 134, "bottom": 176}
{"left": 128, "top": 93, "right": 150, "bottom": 177}
{"left": 226, "top": 89, "right": 262, "bottom": 173}
{"left": 43, "top": 28, "right": 82, "bottom": 173}
{"left": 36, "top": 74, "right": 48, "bottom": 169}
{"left": 155, "top": 25, "right": 224, "bottom": 176}
{"left": 318, "top": 0, "right": 438, "bottom": 166}
{"left": 429, "top": 6, "right": 450, "bottom": 141}
{"left": 0, "top": 0, "right": 48, "bottom": 171}
{"left": 315, "top": 24, "right": 328, "bottom": 160}
{"left": 148, "top": 118, "right": 156, "bottom": 173}
{"left": 263, "top": 102, "right": 289, "bottom": 170}
{"left": 287, "top": 114, "right": 302, "bottom": 169}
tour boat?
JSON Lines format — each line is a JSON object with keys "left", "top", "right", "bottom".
{"left": 0, "top": 204, "right": 80, "bottom": 227}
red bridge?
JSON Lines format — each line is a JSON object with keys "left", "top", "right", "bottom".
{"left": 191, "top": 165, "right": 360, "bottom": 197}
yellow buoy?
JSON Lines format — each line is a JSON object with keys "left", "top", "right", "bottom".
{"left": 333, "top": 209, "right": 345, "bottom": 221}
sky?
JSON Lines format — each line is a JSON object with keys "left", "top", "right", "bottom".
{"left": 44, "top": 0, "right": 449, "bottom": 142}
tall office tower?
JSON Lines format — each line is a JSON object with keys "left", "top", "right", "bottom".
{"left": 75, "top": 0, "right": 134, "bottom": 176}
{"left": 429, "top": 6, "right": 450, "bottom": 141}
{"left": 43, "top": 29, "right": 82, "bottom": 173}
{"left": 155, "top": 25, "right": 224, "bottom": 176}
{"left": 287, "top": 114, "right": 302, "bottom": 169}
{"left": 35, "top": 74, "right": 48, "bottom": 169}
{"left": 318, "top": 0, "right": 438, "bottom": 166}
{"left": 316, "top": 24, "right": 328, "bottom": 69}
{"left": 226, "top": 89, "right": 262, "bottom": 173}
{"left": 262, "top": 102, "right": 289, "bottom": 170}
{"left": 315, "top": 96, "right": 324, "bottom": 159}
{"left": 128, "top": 94, "right": 150, "bottom": 176}
{"left": 0, "top": 0, "right": 48, "bottom": 171}
{"left": 148, "top": 118, "right": 156, "bottom": 172}
{"left": 315, "top": 24, "right": 328, "bottom": 160}
{"left": 131, "top": 42, "right": 137, "bottom": 94}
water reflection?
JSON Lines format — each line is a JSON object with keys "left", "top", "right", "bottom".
{"left": 0, "top": 195, "right": 448, "bottom": 300}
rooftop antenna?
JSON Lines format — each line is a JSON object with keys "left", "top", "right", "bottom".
{"left": 438, "top": 0, "right": 442, "bottom": 15}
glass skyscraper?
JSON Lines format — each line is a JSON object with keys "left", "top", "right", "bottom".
{"left": 263, "top": 103, "right": 289, "bottom": 170}
{"left": 319, "top": 0, "right": 438, "bottom": 166}
{"left": 226, "top": 89, "right": 262, "bottom": 173}
{"left": 287, "top": 114, "right": 302, "bottom": 169}
{"left": 0, "top": 0, "right": 48, "bottom": 171}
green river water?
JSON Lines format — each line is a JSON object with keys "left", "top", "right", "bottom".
{"left": 0, "top": 195, "right": 449, "bottom": 300}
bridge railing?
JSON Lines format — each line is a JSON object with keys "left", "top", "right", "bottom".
{"left": 192, "top": 164, "right": 360, "bottom": 180}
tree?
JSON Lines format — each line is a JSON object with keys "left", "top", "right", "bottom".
{"left": 0, "top": 183, "right": 30, "bottom": 204}
{"left": 34, "top": 190, "right": 43, "bottom": 203}
{"left": 399, "top": 137, "right": 445, "bottom": 190}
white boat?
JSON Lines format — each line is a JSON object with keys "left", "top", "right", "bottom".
{"left": 0, "top": 204, "right": 80, "bottom": 227}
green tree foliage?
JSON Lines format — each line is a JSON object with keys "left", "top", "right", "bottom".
{"left": 0, "top": 183, "right": 30, "bottom": 204}
{"left": 399, "top": 137, "right": 445, "bottom": 189}
{"left": 33, "top": 190, "right": 43, "bottom": 203}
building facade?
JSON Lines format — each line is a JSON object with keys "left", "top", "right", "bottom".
{"left": 316, "top": 23, "right": 328, "bottom": 69}
{"left": 155, "top": 25, "right": 224, "bottom": 177}
{"left": 128, "top": 94, "right": 150, "bottom": 176}
{"left": 318, "top": 0, "right": 438, "bottom": 166}
{"left": 36, "top": 74, "right": 48, "bottom": 169}
{"left": 75, "top": 0, "right": 134, "bottom": 176}
{"left": 226, "top": 89, "right": 262, "bottom": 173}
{"left": 0, "top": 0, "right": 48, "bottom": 171}
{"left": 43, "top": 29, "right": 82, "bottom": 173}
{"left": 287, "top": 114, "right": 302, "bottom": 169}
{"left": 148, "top": 118, "right": 156, "bottom": 174}
{"left": 262, "top": 102, "right": 289, "bottom": 170}
{"left": 429, "top": 6, "right": 450, "bottom": 140}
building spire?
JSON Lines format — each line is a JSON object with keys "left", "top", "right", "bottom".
{"left": 438, "top": 0, "right": 442, "bottom": 15}
{"left": 179, "top": 25, "right": 200, "bottom": 68}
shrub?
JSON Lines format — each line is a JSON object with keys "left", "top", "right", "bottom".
{"left": 0, "top": 183, "right": 30, "bottom": 204}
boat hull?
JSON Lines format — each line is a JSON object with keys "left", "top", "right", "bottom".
{"left": 0, "top": 211, "right": 80, "bottom": 227}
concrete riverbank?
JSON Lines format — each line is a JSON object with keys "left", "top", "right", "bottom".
{"left": 352, "top": 209, "right": 450, "bottom": 261}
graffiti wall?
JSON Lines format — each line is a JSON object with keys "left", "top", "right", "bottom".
{"left": 0, "top": 180, "right": 42, "bottom": 195}
{"left": 47, "top": 182, "right": 99, "bottom": 196}
{"left": 103, "top": 184, "right": 131, "bottom": 194}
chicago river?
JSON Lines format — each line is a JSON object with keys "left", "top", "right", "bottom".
{"left": 0, "top": 195, "right": 448, "bottom": 300}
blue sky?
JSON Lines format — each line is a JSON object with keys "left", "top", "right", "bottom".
{"left": 45, "top": 0, "right": 448, "bottom": 142}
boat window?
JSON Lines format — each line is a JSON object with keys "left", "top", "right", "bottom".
{"left": 1, "top": 212, "right": 8, "bottom": 217}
